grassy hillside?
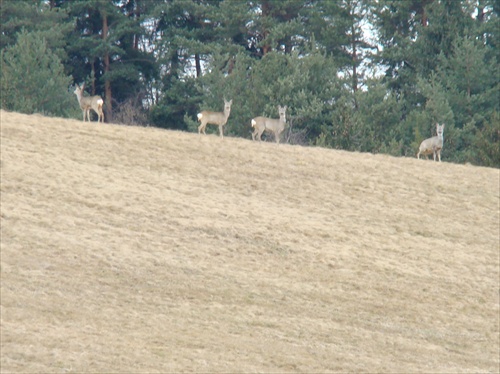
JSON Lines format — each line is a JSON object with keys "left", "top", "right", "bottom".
{"left": 1, "top": 110, "right": 499, "bottom": 373}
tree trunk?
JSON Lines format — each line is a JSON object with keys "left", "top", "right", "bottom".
{"left": 227, "top": 57, "right": 235, "bottom": 75}
{"left": 102, "top": 12, "right": 112, "bottom": 122}
{"left": 262, "top": 43, "right": 271, "bottom": 55}
{"left": 91, "top": 60, "right": 96, "bottom": 94}
{"left": 416, "top": 0, "right": 434, "bottom": 27}
{"left": 132, "top": 2, "right": 140, "bottom": 50}
{"left": 352, "top": 25, "right": 358, "bottom": 94}
{"left": 351, "top": 11, "right": 358, "bottom": 102}
{"left": 421, "top": 7, "right": 428, "bottom": 27}
{"left": 260, "top": 0, "right": 272, "bottom": 56}
{"left": 477, "top": 0, "right": 485, "bottom": 23}
{"left": 195, "top": 53, "right": 202, "bottom": 78}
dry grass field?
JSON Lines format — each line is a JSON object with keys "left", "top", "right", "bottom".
{"left": 1, "top": 110, "right": 499, "bottom": 373}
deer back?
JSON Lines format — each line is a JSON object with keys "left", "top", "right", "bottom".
{"left": 198, "top": 99, "right": 232, "bottom": 126}
{"left": 80, "top": 95, "right": 103, "bottom": 110}
{"left": 198, "top": 111, "right": 228, "bottom": 126}
{"left": 259, "top": 117, "right": 283, "bottom": 133}
{"left": 253, "top": 105, "right": 287, "bottom": 133}
{"left": 74, "top": 84, "right": 103, "bottom": 110}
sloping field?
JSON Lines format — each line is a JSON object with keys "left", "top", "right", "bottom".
{"left": 1, "top": 110, "right": 499, "bottom": 373}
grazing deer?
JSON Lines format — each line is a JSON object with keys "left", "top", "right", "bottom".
{"left": 417, "top": 123, "right": 445, "bottom": 162}
{"left": 73, "top": 83, "right": 104, "bottom": 123}
{"left": 251, "top": 105, "right": 287, "bottom": 143}
{"left": 197, "top": 99, "right": 233, "bottom": 138}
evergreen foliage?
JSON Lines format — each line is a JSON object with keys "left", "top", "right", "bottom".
{"left": 0, "top": 0, "right": 498, "bottom": 167}
{"left": 1, "top": 30, "right": 74, "bottom": 117}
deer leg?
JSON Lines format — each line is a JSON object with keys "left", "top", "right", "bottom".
{"left": 252, "top": 126, "right": 262, "bottom": 141}
{"left": 437, "top": 150, "right": 441, "bottom": 162}
{"left": 275, "top": 131, "right": 281, "bottom": 144}
{"left": 219, "top": 125, "right": 224, "bottom": 139}
{"left": 198, "top": 122, "right": 205, "bottom": 135}
{"left": 251, "top": 128, "right": 258, "bottom": 141}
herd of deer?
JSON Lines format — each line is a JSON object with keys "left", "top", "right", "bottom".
{"left": 74, "top": 86, "right": 445, "bottom": 161}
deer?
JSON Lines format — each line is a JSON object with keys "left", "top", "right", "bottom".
{"left": 251, "top": 105, "right": 287, "bottom": 144}
{"left": 197, "top": 99, "right": 233, "bottom": 138}
{"left": 73, "top": 83, "right": 104, "bottom": 123}
{"left": 417, "top": 123, "right": 445, "bottom": 162}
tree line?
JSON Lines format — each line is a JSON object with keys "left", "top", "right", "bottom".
{"left": 1, "top": 0, "right": 498, "bottom": 167}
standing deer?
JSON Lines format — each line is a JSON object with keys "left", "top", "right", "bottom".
{"left": 251, "top": 105, "right": 287, "bottom": 143}
{"left": 197, "top": 99, "right": 233, "bottom": 138}
{"left": 417, "top": 123, "right": 445, "bottom": 162}
{"left": 73, "top": 83, "right": 104, "bottom": 123}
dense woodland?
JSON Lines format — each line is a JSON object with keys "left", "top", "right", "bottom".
{"left": 1, "top": 0, "right": 498, "bottom": 167}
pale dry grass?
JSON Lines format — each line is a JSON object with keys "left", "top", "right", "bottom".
{"left": 1, "top": 110, "right": 499, "bottom": 373}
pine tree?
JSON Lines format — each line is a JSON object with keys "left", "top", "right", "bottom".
{"left": 64, "top": 0, "right": 155, "bottom": 123}
{"left": 0, "top": 0, "right": 72, "bottom": 58}
{"left": 1, "top": 30, "right": 74, "bottom": 116}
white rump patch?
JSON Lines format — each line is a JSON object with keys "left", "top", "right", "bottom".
{"left": 97, "top": 99, "right": 104, "bottom": 106}
{"left": 197, "top": 113, "right": 203, "bottom": 120}
{"left": 251, "top": 119, "right": 256, "bottom": 127}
